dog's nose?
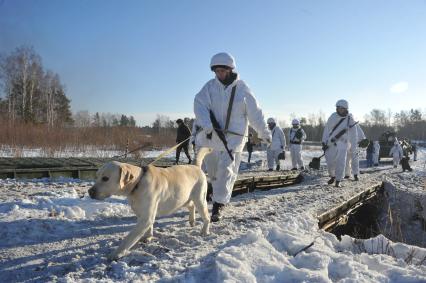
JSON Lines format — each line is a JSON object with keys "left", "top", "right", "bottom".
{"left": 88, "top": 187, "right": 96, "bottom": 199}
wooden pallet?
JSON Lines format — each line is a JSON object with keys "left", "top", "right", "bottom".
{"left": 232, "top": 173, "right": 302, "bottom": 195}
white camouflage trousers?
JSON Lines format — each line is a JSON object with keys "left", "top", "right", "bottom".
{"left": 345, "top": 146, "right": 360, "bottom": 176}
{"left": 267, "top": 149, "right": 281, "bottom": 170}
{"left": 392, "top": 155, "right": 401, "bottom": 167}
{"left": 325, "top": 141, "right": 349, "bottom": 182}
{"left": 204, "top": 151, "right": 241, "bottom": 204}
{"left": 372, "top": 153, "right": 379, "bottom": 165}
{"left": 290, "top": 144, "right": 304, "bottom": 169}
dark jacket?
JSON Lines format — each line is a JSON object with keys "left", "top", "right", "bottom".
{"left": 176, "top": 123, "right": 191, "bottom": 143}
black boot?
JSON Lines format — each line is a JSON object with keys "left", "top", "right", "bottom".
{"left": 327, "top": 177, "right": 336, "bottom": 185}
{"left": 344, "top": 175, "right": 350, "bottom": 179}
{"left": 335, "top": 181, "right": 342, "bottom": 188}
{"left": 276, "top": 165, "right": 280, "bottom": 171}
{"left": 211, "top": 202, "right": 225, "bottom": 222}
{"left": 188, "top": 159, "right": 192, "bottom": 164}
{"left": 354, "top": 174, "right": 359, "bottom": 181}
{"left": 291, "top": 168, "right": 297, "bottom": 171}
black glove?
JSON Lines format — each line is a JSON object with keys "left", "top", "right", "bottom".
{"left": 322, "top": 142, "right": 328, "bottom": 152}
{"left": 206, "top": 132, "right": 212, "bottom": 140}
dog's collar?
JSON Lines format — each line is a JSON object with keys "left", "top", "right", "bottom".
{"left": 130, "top": 166, "right": 148, "bottom": 194}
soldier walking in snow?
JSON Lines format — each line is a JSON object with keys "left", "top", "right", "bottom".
{"left": 389, "top": 139, "right": 403, "bottom": 168}
{"left": 412, "top": 143, "right": 418, "bottom": 161}
{"left": 175, "top": 119, "right": 192, "bottom": 164}
{"left": 289, "top": 118, "right": 306, "bottom": 170}
{"left": 372, "top": 140, "right": 380, "bottom": 166}
{"left": 246, "top": 133, "right": 255, "bottom": 163}
{"left": 194, "top": 52, "right": 271, "bottom": 222}
{"left": 366, "top": 141, "right": 374, "bottom": 167}
{"left": 345, "top": 124, "right": 367, "bottom": 181}
{"left": 322, "top": 99, "right": 358, "bottom": 187}
{"left": 266, "top": 118, "right": 286, "bottom": 171}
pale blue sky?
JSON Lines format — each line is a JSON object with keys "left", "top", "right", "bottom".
{"left": 1, "top": 0, "right": 425, "bottom": 126}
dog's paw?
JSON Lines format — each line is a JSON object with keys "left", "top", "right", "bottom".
{"left": 140, "top": 236, "right": 153, "bottom": 243}
{"left": 107, "top": 250, "right": 121, "bottom": 261}
{"left": 201, "top": 227, "right": 210, "bottom": 236}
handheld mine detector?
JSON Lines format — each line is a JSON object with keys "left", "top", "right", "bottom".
{"left": 309, "top": 117, "right": 359, "bottom": 170}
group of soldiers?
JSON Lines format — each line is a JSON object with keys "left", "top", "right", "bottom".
{"left": 172, "top": 52, "right": 416, "bottom": 222}
{"left": 175, "top": 116, "right": 307, "bottom": 172}
{"left": 245, "top": 118, "right": 306, "bottom": 171}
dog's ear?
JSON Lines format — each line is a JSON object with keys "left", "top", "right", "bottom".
{"left": 119, "top": 164, "right": 135, "bottom": 190}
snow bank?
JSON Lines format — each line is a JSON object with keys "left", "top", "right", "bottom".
{"left": 215, "top": 214, "right": 426, "bottom": 283}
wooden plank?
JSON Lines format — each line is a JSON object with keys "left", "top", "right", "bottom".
{"left": 317, "top": 182, "right": 383, "bottom": 231}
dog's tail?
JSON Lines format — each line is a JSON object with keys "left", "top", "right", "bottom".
{"left": 195, "top": 147, "right": 213, "bottom": 168}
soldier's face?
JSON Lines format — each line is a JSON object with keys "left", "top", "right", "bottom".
{"left": 214, "top": 67, "right": 231, "bottom": 81}
{"left": 336, "top": 107, "right": 348, "bottom": 117}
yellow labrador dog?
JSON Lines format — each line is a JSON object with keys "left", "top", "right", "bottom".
{"left": 88, "top": 147, "right": 212, "bottom": 260}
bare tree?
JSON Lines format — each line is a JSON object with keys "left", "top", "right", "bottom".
{"left": 74, "top": 110, "right": 91, "bottom": 128}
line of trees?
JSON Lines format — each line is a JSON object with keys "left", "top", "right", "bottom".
{"left": 0, "top": 46, "right": 73, "bottom": 127}
{"left": 73, "top": 111, "right": 136, "bottom": 127}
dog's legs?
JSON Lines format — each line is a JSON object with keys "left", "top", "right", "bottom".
{"left": 141, "top": 225, "right": 153, "bottom": 243}
{"left": 108, "top": 204, "right": 158, "bottom": 260}
{"left": 188, "top": 201, "right": 195, "bottom": 227}
{"left": 193, "top": 183, "right": 210, "bottom": 236}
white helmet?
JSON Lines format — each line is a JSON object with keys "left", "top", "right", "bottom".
{"left": 336, "top": 99, "right": 349, "bottom": 109}
{"left": 267, "top": 117, "right": 275, "bottom": 124}
{"left": 292, "top": 118, "right": 300, "bottom": 125}
{"left": 210, "top": 52, "right": 236, "bottom": 70}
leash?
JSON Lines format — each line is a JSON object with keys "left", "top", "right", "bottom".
{"left": 148, "top": 137, "right": 191, "bottom": 165}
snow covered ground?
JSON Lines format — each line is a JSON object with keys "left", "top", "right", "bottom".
{"left": 0, "top": 147, "right": 425, "bottom": 282}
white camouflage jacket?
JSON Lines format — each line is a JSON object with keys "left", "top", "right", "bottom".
{"left": 194, "top": 75, "right": 271, "bottom": 152}
{"left": 322, "top": 112, "right": 358, "bottom": 146}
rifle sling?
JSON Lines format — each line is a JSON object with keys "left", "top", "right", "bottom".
{"left": 329, "top": 116, "right": 346, "bottom": 138}
{"left": 224, "top": 85, "right": 237, "bottom": 133}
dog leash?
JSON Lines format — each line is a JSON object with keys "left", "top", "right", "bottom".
{"left": 148, "top": 137, "right": 191, "bottom": 166}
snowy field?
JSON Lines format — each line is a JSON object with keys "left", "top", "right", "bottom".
{"left": 0, "top": 147, "right": 425, "bottom": 282}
